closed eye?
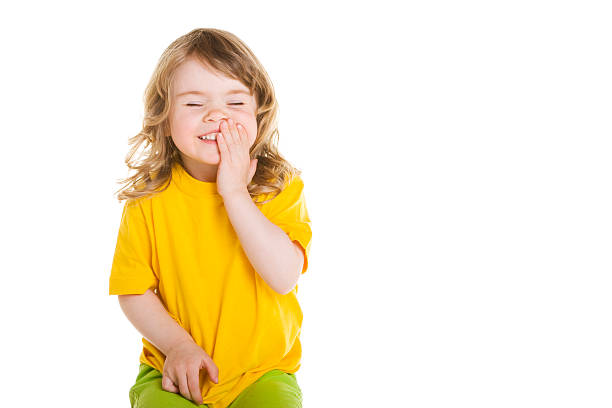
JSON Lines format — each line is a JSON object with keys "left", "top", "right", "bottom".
{"left": 185, "top": 103, "right": 243, "bottom": 106}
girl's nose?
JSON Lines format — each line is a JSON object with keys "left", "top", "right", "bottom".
{"left": 203, "top": 108, "right": 229, "bottom": 123}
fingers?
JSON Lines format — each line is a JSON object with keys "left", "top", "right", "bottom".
{"left": 187, "top": 364, "right": 203, "bottom": 405}
{"left": 219, "top": 120, "right": 238, "bottom": 153}
{"left": 236, "top": 122, "right": 254, "bottom": 146}
{"left": 205, "top": 359, "right": 219, "bottom": 384}
{"left": 219, "top": 119, "right": 251, "bottom": 155}
{"left": 217, "top": 127, "right": 231, "bottom": 159}
{"left": 176, "top": 369, "right": 192, "bottom": 403}
{"left": 230, "top": 120, "right": 248, "bottom": 147}
{"left": 162, "top": 363, "right": 217, "bottom": 407}
{"left": 161, "top": 374, "right": 179, "bottom": 393}
{"left": 232, "top": 120, "right": 253, "bottom": 150}
{"left": 227, "top": 119, "right": 240, "bottom": 145}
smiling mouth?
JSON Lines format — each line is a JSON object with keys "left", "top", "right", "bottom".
{"left": 198, "top": 132, "right": 220, "bottom": 141}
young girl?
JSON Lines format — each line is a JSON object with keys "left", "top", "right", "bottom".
{"left": 109, "top": 28, "right": 312, "bottom": 408}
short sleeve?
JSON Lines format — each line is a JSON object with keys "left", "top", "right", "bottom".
{"left": 109, "top": 199, "right": 159, "bottom": 295}
{"left": 263, "top": 175, "right": 313, "bottom": 274}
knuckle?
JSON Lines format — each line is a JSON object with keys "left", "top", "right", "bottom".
{"left": 161, "top": 378, "right": 174, "bottom": 392}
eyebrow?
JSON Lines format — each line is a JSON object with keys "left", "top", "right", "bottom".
{"left": 176, "top": 89, "right": 252, "bottom": 97}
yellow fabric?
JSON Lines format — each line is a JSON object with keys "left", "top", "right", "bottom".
{"left": 109, "top": 161, "right": 312, "bottom": 408}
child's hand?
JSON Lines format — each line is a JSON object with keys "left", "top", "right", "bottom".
{"left": 216, "top": 118, "right": 258, "bottom": 198}
{"left": 161, "top": 339, "right": 219, "bottom": 405}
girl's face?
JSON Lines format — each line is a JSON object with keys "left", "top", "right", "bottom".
{"left": 168, "top": 56, "right": 258, "bottom": 182}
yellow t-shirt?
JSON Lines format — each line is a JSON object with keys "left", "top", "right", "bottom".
{"left": 109, "top": 161, "right": 312, "bottom": 408}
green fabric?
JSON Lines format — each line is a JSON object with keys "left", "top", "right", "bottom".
{"left": 129, "top": 363, "right": 303, "bottom": 408}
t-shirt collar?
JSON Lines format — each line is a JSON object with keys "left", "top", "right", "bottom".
{"left": 171, "top": 161, "right": 221, "bottom": 197}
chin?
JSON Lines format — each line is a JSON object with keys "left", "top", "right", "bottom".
{"left": 182, "top": 152, "right": 220, "bottom": 167}
{"left": 195, "top": 160, "right": 220, "bottom": 167}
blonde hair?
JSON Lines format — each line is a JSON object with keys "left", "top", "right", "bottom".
{"left": 114, "top": 28, "right": 300, "bottom": 204}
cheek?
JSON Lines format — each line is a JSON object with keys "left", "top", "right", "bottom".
{"left": 244, "top": 116, "right": 258, "bottom": 135}
{"left": 248, "top": 123, "right": 258, "bottom": 144}
{"left": 173, "top": 112, "right": 198, "bottom": 130}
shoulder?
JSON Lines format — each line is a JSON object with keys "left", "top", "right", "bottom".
{"left": 272, "top": 173, "right": 306, "bottom": 201}
{"left": 257, "top": 174, "right": 306, "bottom": 214}
{"left": 123, "top": 194, "right": 155, "bottom": 219}
{"left": 281, "top": 173, "right": 305, "bottom": 193}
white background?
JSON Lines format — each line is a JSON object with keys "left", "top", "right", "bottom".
{"left": 1, "top": 1, "right": 610, "bottom": 407}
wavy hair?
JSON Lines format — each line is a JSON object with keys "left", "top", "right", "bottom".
{"left": 114, "top": 28, "right": 300, "bottom": 204}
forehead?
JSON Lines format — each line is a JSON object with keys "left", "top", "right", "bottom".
{"left": 172, "top": 57, "right": 251, "bottom": 97}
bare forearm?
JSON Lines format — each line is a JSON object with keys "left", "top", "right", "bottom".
{"left": 117, "top": 289, "right": 195, "bottom": 355}
{"left": 222, "top": 190, "right": 303, "bottom": 295}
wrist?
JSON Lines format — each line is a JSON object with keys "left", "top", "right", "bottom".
{"left": 220, "top": 188, "right": 250, "bottom": 202}
{"left": 167, "top": 337, "right": 196, "bottom": 355}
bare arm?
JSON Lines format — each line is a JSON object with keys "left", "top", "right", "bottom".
{"left": 222, "top": 190, "right": 304, "bottom": 295}
{"left": 117, "top": 289, "right": 218, "bottom": 403}
{"left": 117, "top": 289, "right": 194, "bottom": 355}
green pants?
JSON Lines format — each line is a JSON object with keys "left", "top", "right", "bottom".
{"left": 129, "top": 363, "right": 303, "bottom": 408}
